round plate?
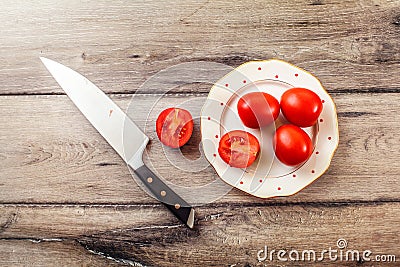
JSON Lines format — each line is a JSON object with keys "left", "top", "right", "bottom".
{"left": 200, "top": 59, "right": 339, "bottom": 198}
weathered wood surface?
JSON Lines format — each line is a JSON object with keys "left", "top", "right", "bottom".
{"left": 0, "top": 203, "right": 399, "bottom": 266}
{"left": 0, "top": 93, "right": 399, "bottom": 205}
{"left": 1, "top": 0, "right": 400, "bottom": 95}
{"left": 1, "top": 0, "right": 399, "bottom": 266}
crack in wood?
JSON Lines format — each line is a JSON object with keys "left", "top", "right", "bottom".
{"left": 70, "top": 218, "right": 201, "bottom": 266}
{"left": 78, "top": 241, "right": 147, "bottom": 267}
{"left": 127, "top": 54, "right": 141, "bottom": 59}
{"left": 0, "top": 87, "right": 400, "bottom": 97}
{"left": 0, "top": 213, "right": 17, "bottom": 233}
{"left": 190, "top": 54, "right": 256, "bottom": 67}
{"left": 393, "top": 15, "right": 400, "bottom": 26}
{"left": 0, "top": 237, "right": 64, "bottom": 242}
{"left": 333, "top": 88, "right": 400, "bottom": 94}
{"left": 203, "top": 212, "right": 223, "bottom": 221}
{"left": 287, "top": 20, "right": 327, "bottom": 27}
{"left": 0, "top": 237, "right": 147, "bottom": 267}
{"left": 86, "top": 224, "right": 185, "bottom": 240}
{"left": 77, "top": 239, "right": 151, "bottom": 267}
{"left": 0, "top": 199, "right": 399, "bottom": 208}
{"left": 337, "top": 111, "right": 378, "bottom": 117}
{"left": 96, "top": 162, "right": 120, "bottom": 167}
{"left": 179, "top": 0, "right": 210, "bottom": 23}
{"left": 84, "top": 224, "right": 200, "bottom": 246}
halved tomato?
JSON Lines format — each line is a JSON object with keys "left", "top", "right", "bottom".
{"left": 156, "top": 108, "right": 193, "bottom": 148}
{"left": 218, "top": 130, "right": 260, "bottom": 168}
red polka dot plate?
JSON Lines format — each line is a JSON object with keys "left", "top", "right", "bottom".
{"left": 200, "top": 59, "right": 339, "bottom": 198}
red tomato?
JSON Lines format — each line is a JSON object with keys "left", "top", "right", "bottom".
{"left": 273, "top": 124, "right": 313, "bottom": 166}
{"left": 218, "top": 130, "right": 260, "bottom": 168}
{"left": 237, "top": 92, "right": 280, "bottom": 129}
{"left": 280, "top": 88, "right": 322, "bottom": 127}
{"left": 156, "top": 108, "right": 193, "bottom": 148}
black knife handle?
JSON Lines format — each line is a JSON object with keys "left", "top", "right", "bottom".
{"left": 133, "top": 164, "right": 195, "bottom": 228}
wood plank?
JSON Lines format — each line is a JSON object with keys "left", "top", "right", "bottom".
{"left": 0, "top": 240, "right": 124, "bottom": 266}
{"left": 0, "top": 0, "right": 400, "bottom": 95}
{"left": 0, "top": 203, "right": 399, "bottom": 266}
{"left": 0, "top": 93, "right": 399, "bottom": 204}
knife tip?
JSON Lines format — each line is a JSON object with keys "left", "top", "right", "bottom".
{"left": 39, "top": 56, "right": 50, "bottom": 65}
{"left": 187, "top": 208, "right": 195, "bottom": 229}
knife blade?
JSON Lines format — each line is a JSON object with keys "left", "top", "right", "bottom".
{"left": 40, "top": 57, "right": 195, "bottom": 228}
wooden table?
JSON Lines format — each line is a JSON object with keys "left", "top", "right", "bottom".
{"left": 1, "top": 1, "right": 399, "bottom": 266}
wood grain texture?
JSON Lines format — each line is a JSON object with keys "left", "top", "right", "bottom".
{"left": 0, "top": 0, "right": 400, "bottom": 95}
{"left": 0, "top": 240, "right": 124, "bottom": 266}
{"left": 0, "top": 93, "right": 399, "bottom": 205}
{"left": 1, "top": 0, "right": 400, "bottom": 266}
{"left": 0, "top": 203, "right": 398, "bottom": 266}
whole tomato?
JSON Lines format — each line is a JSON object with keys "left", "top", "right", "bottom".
{"left": 237, "top": 92, "right": 280, "bottom": 129}
{"left": 273, "top": 124, "right": 313, "bottom": 166}
{"left": 280, "top": 88, "right": 322, "bottom": 127}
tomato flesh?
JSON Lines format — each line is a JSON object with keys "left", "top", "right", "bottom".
{"left": 280, "top": 88, "right": 322, "bottom": 127}
{"left": 273, "top": 124, "right": 313, "bottom": 166}
{"left": 218, "top": 130, "right": 260, "bottom": 168}
{"left": 237, "top": 92, "right": 280, "bottom": 129}
{"left": 156, "top": 108, "right": 193, "bottom": 148}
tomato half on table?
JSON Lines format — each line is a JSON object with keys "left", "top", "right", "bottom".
{"left": 237, "top": 92, "right": 280, "bottom": 129}
{"left": 156, "top": 108, "right": 193, "bottom": 148}
{"left": 273, "top": 124, "right": 313, "bottom": 166}
{"left": 218, "top": 130, "right": 260, "bottom": 168}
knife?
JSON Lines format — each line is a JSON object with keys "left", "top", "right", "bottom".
{"left": 40, "top": 57, "right": 195, "bottom": 228}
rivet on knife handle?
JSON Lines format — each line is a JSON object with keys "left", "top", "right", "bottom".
{"left": 133, "top": 164, "right": 195, "bottom": 228}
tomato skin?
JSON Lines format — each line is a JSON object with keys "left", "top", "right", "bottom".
{"left": 273, "top": 124, "right": 313, "bottom": 166}
{"left": 280, "top": 88, "right": 322, "bottom": 127}
{"left": 218, "top": 130, "right": 260, "bottom": 168}
{"left": 237, "top": 92, "right": 280, "bottom": 129}
{"left": 156, "top": 108, "right": 193, "bottom": 148}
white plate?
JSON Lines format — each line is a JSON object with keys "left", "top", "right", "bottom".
{"left": 200, "top": 59, "right": 339, "bottom": 198}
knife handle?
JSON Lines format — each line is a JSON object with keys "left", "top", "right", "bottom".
{"left": 133, "top": 164, "right": 195, "bottom": 228}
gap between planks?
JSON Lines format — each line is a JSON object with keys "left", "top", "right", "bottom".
{"left": 1, "top": 199, "right": 399, "bottom": 208}
{"left": 0, "top": 87, "right": 400, "bottom": 97}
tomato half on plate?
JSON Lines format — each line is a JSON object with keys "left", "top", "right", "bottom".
{"left": 218, "top": 130, "right": 260, "bottom": 168}
{"left": 156, "top": 108, "right": 193, "bottom": 148}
